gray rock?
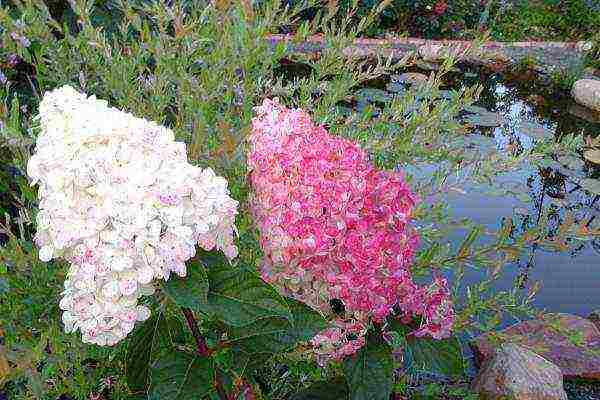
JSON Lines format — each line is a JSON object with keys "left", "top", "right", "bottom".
{"left": 472, "top": 342, "right": 567, "bottom": 400}
{"left": 418, "top": 43, "right": 444, "bottom": 62}
{"left": 393, "top": 72, "right": 428, "bottom": 86}
{"left": 572, "top": 79, "right": 600, "bottom": 112}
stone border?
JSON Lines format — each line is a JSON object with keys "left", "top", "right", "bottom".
{"left": 267, "top": 33, "right": 589, "bottom": 50}
{"left": 266, "top": 34, "right": 592, "bottom": 72}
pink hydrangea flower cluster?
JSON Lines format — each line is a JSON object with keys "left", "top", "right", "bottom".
{"left": 27, "top": 85, "right": 238, "bottom": 345}
{"left": 248, "top": 99, "right": 454, "bottom": 362}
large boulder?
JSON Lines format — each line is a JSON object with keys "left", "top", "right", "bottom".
{"left": 472, "top": 343, "right": 567, "bottom": 400}
{"left": 471, "top": 313, "right": 600, "bottom": 380}
{"left": 572, "top": 79, "right": 600, "bottom": 112}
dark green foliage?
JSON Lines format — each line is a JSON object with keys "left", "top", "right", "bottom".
{"left": 148, "top": 351, "right": 216, "bottom": 399}
{"left": 126, "top": 311, "right": 187, "bottom": 394}
{"left": 343, "top": 332, "right": 394, "bottom": 400}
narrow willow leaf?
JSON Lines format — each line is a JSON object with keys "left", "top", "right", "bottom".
{"left": 343, "top": 333, "right": 394, "bottom": 400}
{"left": 162, "top": 260, "right": 209, "bottom": 308}
{"left": 290, "top": 377, "right": 349, "bottom": 400}
{"left": 457, "top": 226, "right": 482, "bottom": 259}
{"left": 149, "top": 351, "right": 215, "bottom": 400}
{"left": 126, "top": 311, "right": 186, "bottom": 394}
{"left": 192, "top": 252, "right": 292, "bottom": 327}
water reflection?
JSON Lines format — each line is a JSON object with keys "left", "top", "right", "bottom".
{"left": 438, "top": 73, "right": 600, "bottom": 317}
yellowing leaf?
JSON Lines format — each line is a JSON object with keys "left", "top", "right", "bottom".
{"left": 0, "top": 346, "right": 10, "bottom": 384}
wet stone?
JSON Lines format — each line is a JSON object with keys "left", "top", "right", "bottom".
{"left": 472, "top": 342, "right": 567, "bottom": 400}
{"left": 471, "top": 313, "right": 600, "bottom": 380}
{"left": 572, "top": 79, "right": 600, "bottom": 112}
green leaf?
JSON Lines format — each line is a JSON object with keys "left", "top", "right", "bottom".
{"left": 126, "top": 311, "right": 186, "bottom": 394}
{"left": 343, "top": 333, "right": 394, "bottom": 400}
{"left": 162, "top": 260, "right": 209, "bottom": 308}
{"left": 457, "top": 226, "right": 482, "bottom": 258}
{"left": 404, "top": 335, "right": 464, "bottom": 377}
{"left": 290, "top": 377, "right": 349, "bottom": 400}
{"left": 389, "top": 320, "right": 465, "bottom": 377}
{"left": 192, "top": 252, "right": 292, "bottom": 327}
{"left": 149, "top": 351, "right": 215, "bottom": 400}
{"left": 226, "top": 299, "right": 328, "bottom": 373}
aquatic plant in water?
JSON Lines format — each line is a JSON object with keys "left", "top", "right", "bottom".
{"left": 27, "top": 85, "right": 238, "bottom": 345}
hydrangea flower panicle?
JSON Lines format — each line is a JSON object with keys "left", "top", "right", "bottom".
{"left": 29, "top": 85, "right": 238, "bottom": 345}
{"left": 248, "top": 98, "right": 454, "bottom": 362}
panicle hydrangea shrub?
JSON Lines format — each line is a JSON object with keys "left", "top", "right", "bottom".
{"left": 248, "top": 99, "right": 454, "bottom": 363}
{"left": 27, "top": 85, "right": 239, "bottom": 345}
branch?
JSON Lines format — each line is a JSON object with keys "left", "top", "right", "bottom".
{"left": 181, "top": 307, "right": 210, "bottom": 357}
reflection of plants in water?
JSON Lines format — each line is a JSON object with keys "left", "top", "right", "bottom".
{"left": 450, "top": 67, "right": 600, "bottom": 140}
{"left": 506, "top": 165, "right": 600, "bottom": 288}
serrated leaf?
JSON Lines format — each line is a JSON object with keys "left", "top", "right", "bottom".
{"left": 389, "top": 320, "right": 464, "bottom": 377}
{"left": 290, "top": 377, "right": 349, "bottom": 400}
{"left": 162, "top": 260, "right": 209, "bottom": 308}
{"left": 149, "top": 351, "right": 215, "bottom": 400}
{"left": 192, "top": 253, "right": 292, "bottom": 327}
{"left": 404, "top": 335, "right": 464, "bottom": 377}
{"left": 343, "top": 333, "right": 394, "bottom": 400}
{"left": 226, "top": 299, "right": 328, "bottom": 373}
{"left": 126, "top": 311, "right": 186, "bottom": 394}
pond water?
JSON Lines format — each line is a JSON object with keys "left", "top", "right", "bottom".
{"left": 404, "top": 67, "right": 600, "bottom": 319}
{"left": 318, "top": 61, "right": 600, "bottom": 321}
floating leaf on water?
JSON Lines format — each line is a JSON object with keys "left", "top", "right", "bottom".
{"left": 465, "top": 113, "right": 505, "bottom": 127}
{"left": 518, "top": 121, "right": 553, "bottom": 140}
{"left": 580, "top": 178, "right": 600, "bottom": 195}
{"left": 416, "top": 60, "right": 441, "bottom": 71}
{"left": 463, "top": 105, "right": 490, "bottom": 114}
{"left": 557, "top": 155, "right": 585, "bottom": 171}
{"left": 385, "top": 82, "right": 406, "bottom": 93}
{"left": 583, "top": 149, "right": 600, "bottom": 165}
{"left": 393, "top": 72, "right": 429, "bottom": 86}
{"left": 355, "top": 88, "right": 393, "bottom": 103}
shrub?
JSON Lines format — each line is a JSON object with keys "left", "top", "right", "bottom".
{"left": 0, "top": 1, "right": 545, "bottom": 399}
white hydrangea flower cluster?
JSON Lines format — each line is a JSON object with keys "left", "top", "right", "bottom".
{"left": 27, "top": 85, "right": 239, "bottom": 346}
